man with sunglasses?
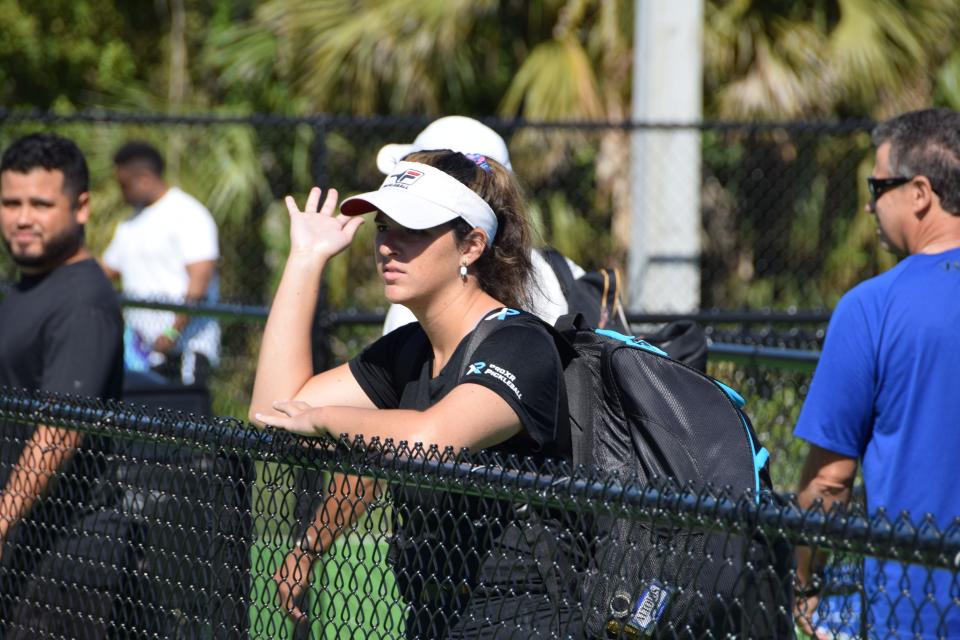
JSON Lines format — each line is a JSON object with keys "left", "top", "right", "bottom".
{"left": 793, "top": 108, "right": 960, "bottom": 638}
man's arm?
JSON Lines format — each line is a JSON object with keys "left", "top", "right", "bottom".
{"left": 0, "top": 294, "right": 124, "bottom": 556}
{"left": 0, "top": 425, "right": 82, "bottom": 559}
{"left": 154, "top": 259, "right": 216, "bottom": 352}
{"left": 274, "top": 474, "right": 381, "bottom": 624}
{"left": 99, "top": 260, "right": 120, "bottom": 281}
{"left": 794, "top": 444, "right": 858, "bottom": 635}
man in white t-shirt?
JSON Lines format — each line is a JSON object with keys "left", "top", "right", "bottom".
{"left": 377, "top": 116, "right": 584, "bottom": 334}
{"left": 102, "top": 141, "right": 219, "bottom": 385}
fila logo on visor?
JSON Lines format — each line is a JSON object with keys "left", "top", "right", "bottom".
{"left": 386, "top": 169, "right": 424, "bottom": 189}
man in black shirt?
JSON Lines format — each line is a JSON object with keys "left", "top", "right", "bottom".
{"left": 0, "top": 133, "right": 123, "bottom": 638}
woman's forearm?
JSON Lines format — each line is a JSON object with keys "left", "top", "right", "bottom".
{"left": 250, "top": 252, "right": 328, "bottom": 422}
{"left": 262, "top": 385, "right": 522, "bottom": 452}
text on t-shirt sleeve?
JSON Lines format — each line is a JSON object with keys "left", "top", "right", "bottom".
{"left": 458, "top": 323, "right": 565, "bottom": 450}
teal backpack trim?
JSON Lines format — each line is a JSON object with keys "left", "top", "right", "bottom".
{"left": 598, "top": 326, "right": 770, "bottom": 504}
{"left": 595, "top": 329, "right": 669, "bottom": 357}
{"left": 712, "top": 379, "right": 769, "bottom": 503}
{"left": 714, "top": 380, "right": 745, "bottom": 408}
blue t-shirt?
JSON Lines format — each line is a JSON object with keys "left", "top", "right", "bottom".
{"left": 795, "top": 247, "right": 960, "bottom": 638}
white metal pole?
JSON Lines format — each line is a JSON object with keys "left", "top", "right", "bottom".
{"left": 629, "top": 0, "right": 704, "bottom": 313}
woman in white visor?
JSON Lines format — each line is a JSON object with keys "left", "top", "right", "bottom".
{"left": 250, "top": 150, "right": 578, "bottom": 639}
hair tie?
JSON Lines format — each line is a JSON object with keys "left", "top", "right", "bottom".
{"left": 465, "top": 153, "right": 492, "bottom": 173}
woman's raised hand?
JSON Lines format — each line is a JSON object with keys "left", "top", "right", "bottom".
{"left": 284, "top": 187, "right": 364, "bottom": 259}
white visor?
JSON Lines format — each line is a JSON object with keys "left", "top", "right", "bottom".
{"left": 340, "top": 161, "right": 498, "bottom": 246}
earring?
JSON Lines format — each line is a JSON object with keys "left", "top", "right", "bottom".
{"left": 459, "top": 263, "right": 468, "bottom": 280}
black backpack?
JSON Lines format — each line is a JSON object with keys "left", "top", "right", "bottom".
{"left": 540, "top": 247, "right": 709, "bottom": 372}
{"left": 540, "top": 247, "right": 630, "bottom": 334}
{"left": 464, "top": 311, "right": 792, "bottom": 638}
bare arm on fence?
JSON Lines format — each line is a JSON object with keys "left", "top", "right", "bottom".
{"left": 274, "top": 473, "right": 381, "bottom": 626}
{"left": 794, "top": 444, "right": 858, "bottom": 637}
{"left": 0, "top": 425, "right": 81, "bottom": 561}
{"left": 261, "top": 383, "right": 522, "bottom": 452}
{"left": 250, "top": 187, "right": 380, "bottom": 624}
{"left": 249, "top": 187, "right": 371, "bottom": 423}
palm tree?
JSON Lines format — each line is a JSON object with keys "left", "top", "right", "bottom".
{"left": 701, "top": 0, "right": 960, "bottom": 306}
{"left": 204, "top": 0, "right": 634, "bottom": 267}
{"left": 704, "top": 0, "right": 960, "bottom": 120}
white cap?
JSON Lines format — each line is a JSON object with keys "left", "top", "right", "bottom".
{"left": 376, "top": 116, "right": 512, "bottom": 174}
{"left": 340, "top": 161, "right": 498, "bottom": 246}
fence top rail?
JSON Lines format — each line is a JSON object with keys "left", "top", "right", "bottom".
{"left": 0, "top": 284, "right": 826, "bottom": 367}
{"left": 0, "top": 107, "right": 877, "bottom": 134}
{"left": 108, "top": 295, "right": 823, "bottom": 366}
{"left": 1, "top": 388, "right": 956, "bottom": 569}
{"left": 627, "top": 309, "right": 831, "bottom": 324}
{"left": 112, "top": 294, "right": 832, "bottom": 325}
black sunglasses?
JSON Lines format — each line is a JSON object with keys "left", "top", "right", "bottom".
{"left": 866, "top": 176, "right": 911, "bottom": 202}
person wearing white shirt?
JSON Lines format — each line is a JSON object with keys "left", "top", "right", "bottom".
{"left": 102, "top": 141, "right": 220, "bottom": 386}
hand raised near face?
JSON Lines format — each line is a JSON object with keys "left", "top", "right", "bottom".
{"left": 284, "top": 187, "right": 364, "bottom": 260}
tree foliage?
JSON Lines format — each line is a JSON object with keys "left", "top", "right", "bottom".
{"left": 700, "top": 0, "right": 960, "bottom": 307}
{"left": 705, "top": 0, "right": 960, "bottom": 119}
{"left": 3, "top": 0, "right": 960, "bottom": 312}
{"left": 3, "top": 0, "right": 960, "bottom": 420}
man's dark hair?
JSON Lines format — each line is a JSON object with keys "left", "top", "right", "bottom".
{"left": 0, "top": 133, "right": 90, "bottom": 200}
{"left": 872, "top": 108, "right": 960, "bottom": 215}
{"left": 113, "top": 140, "right": 165, "bottom": 176}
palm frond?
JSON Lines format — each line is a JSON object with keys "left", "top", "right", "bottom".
{"left": 249, "top": 0, "right": 496, "bottom": 114}
{"left": 500, "top": 38, "right": 603, "bottom": 120}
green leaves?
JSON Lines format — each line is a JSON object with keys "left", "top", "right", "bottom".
{"left": 705, "top": 0, "right": 960, "bottom": 120}
{"left": 500, "top": 37, "right": 603, "bottom": 121}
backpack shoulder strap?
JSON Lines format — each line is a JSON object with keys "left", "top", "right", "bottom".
{"left": 462, "top": 309, "right": 578, "bottom": 374}
{"left": 460, "top": 314, "right": 501, "bottom": 377}
{"left": 540, "top": 246, "right": 578, "bottom": 299}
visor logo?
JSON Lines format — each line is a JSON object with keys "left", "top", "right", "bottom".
{"left": 386, "top": 169, "right": 424, "bottom": 189}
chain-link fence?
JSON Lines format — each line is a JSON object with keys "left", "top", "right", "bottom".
{"left": 6, "top": 110, "right": 933, "bottom": 637}
{"left": 100, "top": 298, "right": 818, "bottom": 491}
{"left": 1, "top": 389, "right": 957, "bottom": 639}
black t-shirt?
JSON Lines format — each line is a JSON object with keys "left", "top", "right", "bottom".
{"left": 349, "top": 311, "right": 575, "bottom": 638}
{"left": 348, "top": 310, "right": 569, "bottom": 458}
{"left": 0, "top": 258, "right": 123, "bottom": 397}
{"left": 0, "top": 258, "right": 124, "bottom": 528}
